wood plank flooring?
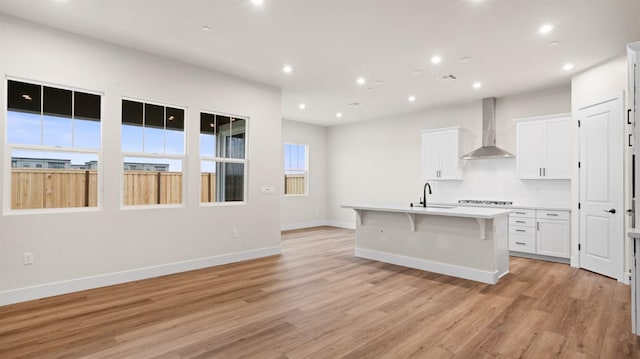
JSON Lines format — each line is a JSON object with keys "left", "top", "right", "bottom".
{"left": 1, "top": 226, "right": 639, "bottom": 358}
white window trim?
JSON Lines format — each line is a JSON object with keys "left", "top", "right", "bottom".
{"left": 283, "top": 143, "right": 309, "bottom": 197}
{"left": 4, "top": 145, "right": 104, "bottom": 215}
{"left": 120, "top": 97, "right": 187, "bottom": 209}
{"left": 199, "top": 110, "right": 249, "bottom": 206}
{"left": 4, "top": 77, "right": 104, "bottom": 215}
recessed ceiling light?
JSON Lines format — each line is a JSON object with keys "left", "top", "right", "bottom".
{"left": 202, "top": 25, "right": 211, "bottom": 32}
{"left": 298, "top": 103, "right": 306, "bottom": 110}
{"left": 408, "top": 96, "right": 416, "bottom": 102}
{"left": 473, "top": 82, "right": 482, "bottom": 89}
{"left": 431, "top": 55, "right": 442, "bottom": 64}
{"left": 548, "top": 41, "right": 560, "bottom": 46}
{"left": 539, "top": 24, "right": 554, "bottom": 34}
{"left": 336, "top": 112, "right": 343, "bottom": 118}
{"left": 356, "top": 77, "right": 366, "bottom": 85}
{"left": 563, "top": 63, "right": 575, "bottom": 71}
{"left": 251, "top": 0, "right": 264, "bottom": 5}
{"left": 282, "top": 65, "right": 293, "bottom": 73}
{"left": 458, "top": 57, "right": 472, "bottom": 63}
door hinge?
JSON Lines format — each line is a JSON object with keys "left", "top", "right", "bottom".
{"left": 578, "top": 202, "right": 581, "bottom": 210}
{"left": 578, "top": 120, "right": 581, "bottom": 127}
{"left": 578, "top": 243, "right": 581, "bottom": 251}
{"left": 578, "top": 161, "right": 581, "bottom": 168}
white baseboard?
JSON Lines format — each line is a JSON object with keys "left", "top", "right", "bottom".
{"left": 326, "top": 220, "right": 356, "bottom": 230}
{"left": 355, "top": 247, "right": 499, "bottom": 284}
{"left": 280, "top": 220, "right": 329, "bottom": 231}
{"left": 0, "top": 246, "right": 281, "bottom": 306}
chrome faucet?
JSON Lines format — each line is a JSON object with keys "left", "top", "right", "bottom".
{"left": 422, "top": 182, "right": 432, "bottom": 208}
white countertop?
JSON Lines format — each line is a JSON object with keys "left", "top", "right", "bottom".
{"left": 342, "top": 204, "right": 512, "bottom": 219}
{"left": 429, "top": 201, "right": 572, "bottom": 212}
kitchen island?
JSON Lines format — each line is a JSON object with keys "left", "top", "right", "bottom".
{"left": 342, "top": 204, "right": 512, "bottom": 284}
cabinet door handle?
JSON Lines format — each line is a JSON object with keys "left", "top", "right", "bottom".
{"left": 543, "top": 168, "right": 546, "bottom": 176}
{"left": 515, "top": 220, "right": 526, "bottom": 223}
{"left": 537, "top": 222, "right": 540, "bottom": 231}
{"left": 515, "top": 242, "right": 526, "bottom": 245}
{"left": 515, "top": 229, "right": 526, "bottom": 232}
{"left": 546, "top": 213, "right": 558, "bottom": 217}
{"left": 515, "top": 211, "right": 526, "bottom": 215}
{"left": 539, "top": 168, "right": 542, "bottom": 177}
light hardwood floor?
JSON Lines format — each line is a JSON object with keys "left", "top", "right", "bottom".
{"left": 1, "top": 226, "right": 639, "bottom": 358}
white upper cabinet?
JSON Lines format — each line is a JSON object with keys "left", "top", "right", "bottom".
{"left": 421, "top": 127, "right": 462, "bottom": 180}
{"left": 515, "top": 114, "right": 572, "bottom": 179}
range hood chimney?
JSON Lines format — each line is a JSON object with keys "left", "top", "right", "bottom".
{"left": 461, "top": 97, "right": 514, "bottom": 160}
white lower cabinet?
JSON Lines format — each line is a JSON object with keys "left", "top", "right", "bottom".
{"left": 509, "top": 208, "right": 570, "bottom": 259}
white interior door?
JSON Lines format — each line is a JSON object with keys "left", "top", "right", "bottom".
{"left": 579, "top": 97, "right": 624, "bottom": 281}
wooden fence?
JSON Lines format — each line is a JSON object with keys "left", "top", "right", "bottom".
{"left": 11, "top": 169, "right": 219, "bottom": 209}
{"left": 123, "top": 171, "right": 183, "bottom": 205}
{"left": 11, "top": 170, "right": 305, "bottom": 209}
{"left": 11, "top": 169, "right": 98, "bottom": 209}
{"left": 284, "top": 174, "right": 305, "bottom": 195}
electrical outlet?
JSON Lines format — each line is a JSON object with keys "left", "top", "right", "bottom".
{"left": 261, "top": 186, "right": 276, "bottom": 194}
{"left": 23, "top": 252, "right": 34, "bottom": 265}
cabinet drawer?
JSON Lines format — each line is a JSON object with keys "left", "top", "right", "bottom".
{"left": 510, "top": 225, "right": 535, "bottom": 235}
{"left": 537, "top": 210, "right": 569, "bottom": 221}
{"left": 509, "top": 234, "right": 536, "bottom": 254}
{"left": 510, "top": 209, "right": 535, "bottom": 218}
{"left": 509, "top": 217, "right": 535, "bottom": 227}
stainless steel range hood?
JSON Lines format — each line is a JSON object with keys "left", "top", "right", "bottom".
{"left": 461, "top": 97, "right": 514, "bottom": 160}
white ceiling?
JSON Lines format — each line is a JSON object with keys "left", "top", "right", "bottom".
{"left": 1, "top": 0, "right": 639, "bottom": 126}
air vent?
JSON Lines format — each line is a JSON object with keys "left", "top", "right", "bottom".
{"left": 347, "top": 102, "right": 362, "bottom": 107}
{"left": 436, "top": 74, "right": 458, "bottom": 83}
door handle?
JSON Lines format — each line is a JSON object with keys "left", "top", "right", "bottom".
{"left": 604, "top": 209, "right": 616, "bottom": 214}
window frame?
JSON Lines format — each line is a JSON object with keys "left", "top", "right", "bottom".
{"left": 199, "top": 110, "right": 249, "bottom": 207}
{"left": 120, "top": 97, "right": 187, "bottom": 209}
{"left": 283, "top": 142, "right": 309, "bottom": 197}
{"left": 3, "top": 77, "right": 104, "bottom": 215}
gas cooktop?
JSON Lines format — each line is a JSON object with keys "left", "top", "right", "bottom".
{"left": 458, "top": 200, "right": 513, "bottom": 206}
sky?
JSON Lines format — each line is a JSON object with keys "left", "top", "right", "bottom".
{"left": 8, "top": 110, "right": 284, "bottom": 174}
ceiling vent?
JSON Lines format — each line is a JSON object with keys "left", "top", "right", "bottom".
{"left": 436, "top": 74, "right": 458, "bottom": 83}
{"left": 347, "top": 102, "right": 362, "bottom": 107}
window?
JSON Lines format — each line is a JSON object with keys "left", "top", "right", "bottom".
{"left": 6, "top": 79, "right": 101, "bottom": 210}
{"left": 284, "top": 143, "right": 308, "bottom": 195}
{"left": 200, "top": 111, "right": 247, "bottom": 203}
{"left": 121, "top": 99, "right": 185, "bottom": 206}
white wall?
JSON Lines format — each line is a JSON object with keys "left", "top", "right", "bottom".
{"left": 281, "top": 120, "right": 327, "bottom": 230}
{"left": 327, "top": 85, "right": 571, "bottom": 228}
{"left": 571, "top": 54, "right": 630, "bottom": 274}
{"left": 0, "top": 16, "right": 282, "bottom": 304}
